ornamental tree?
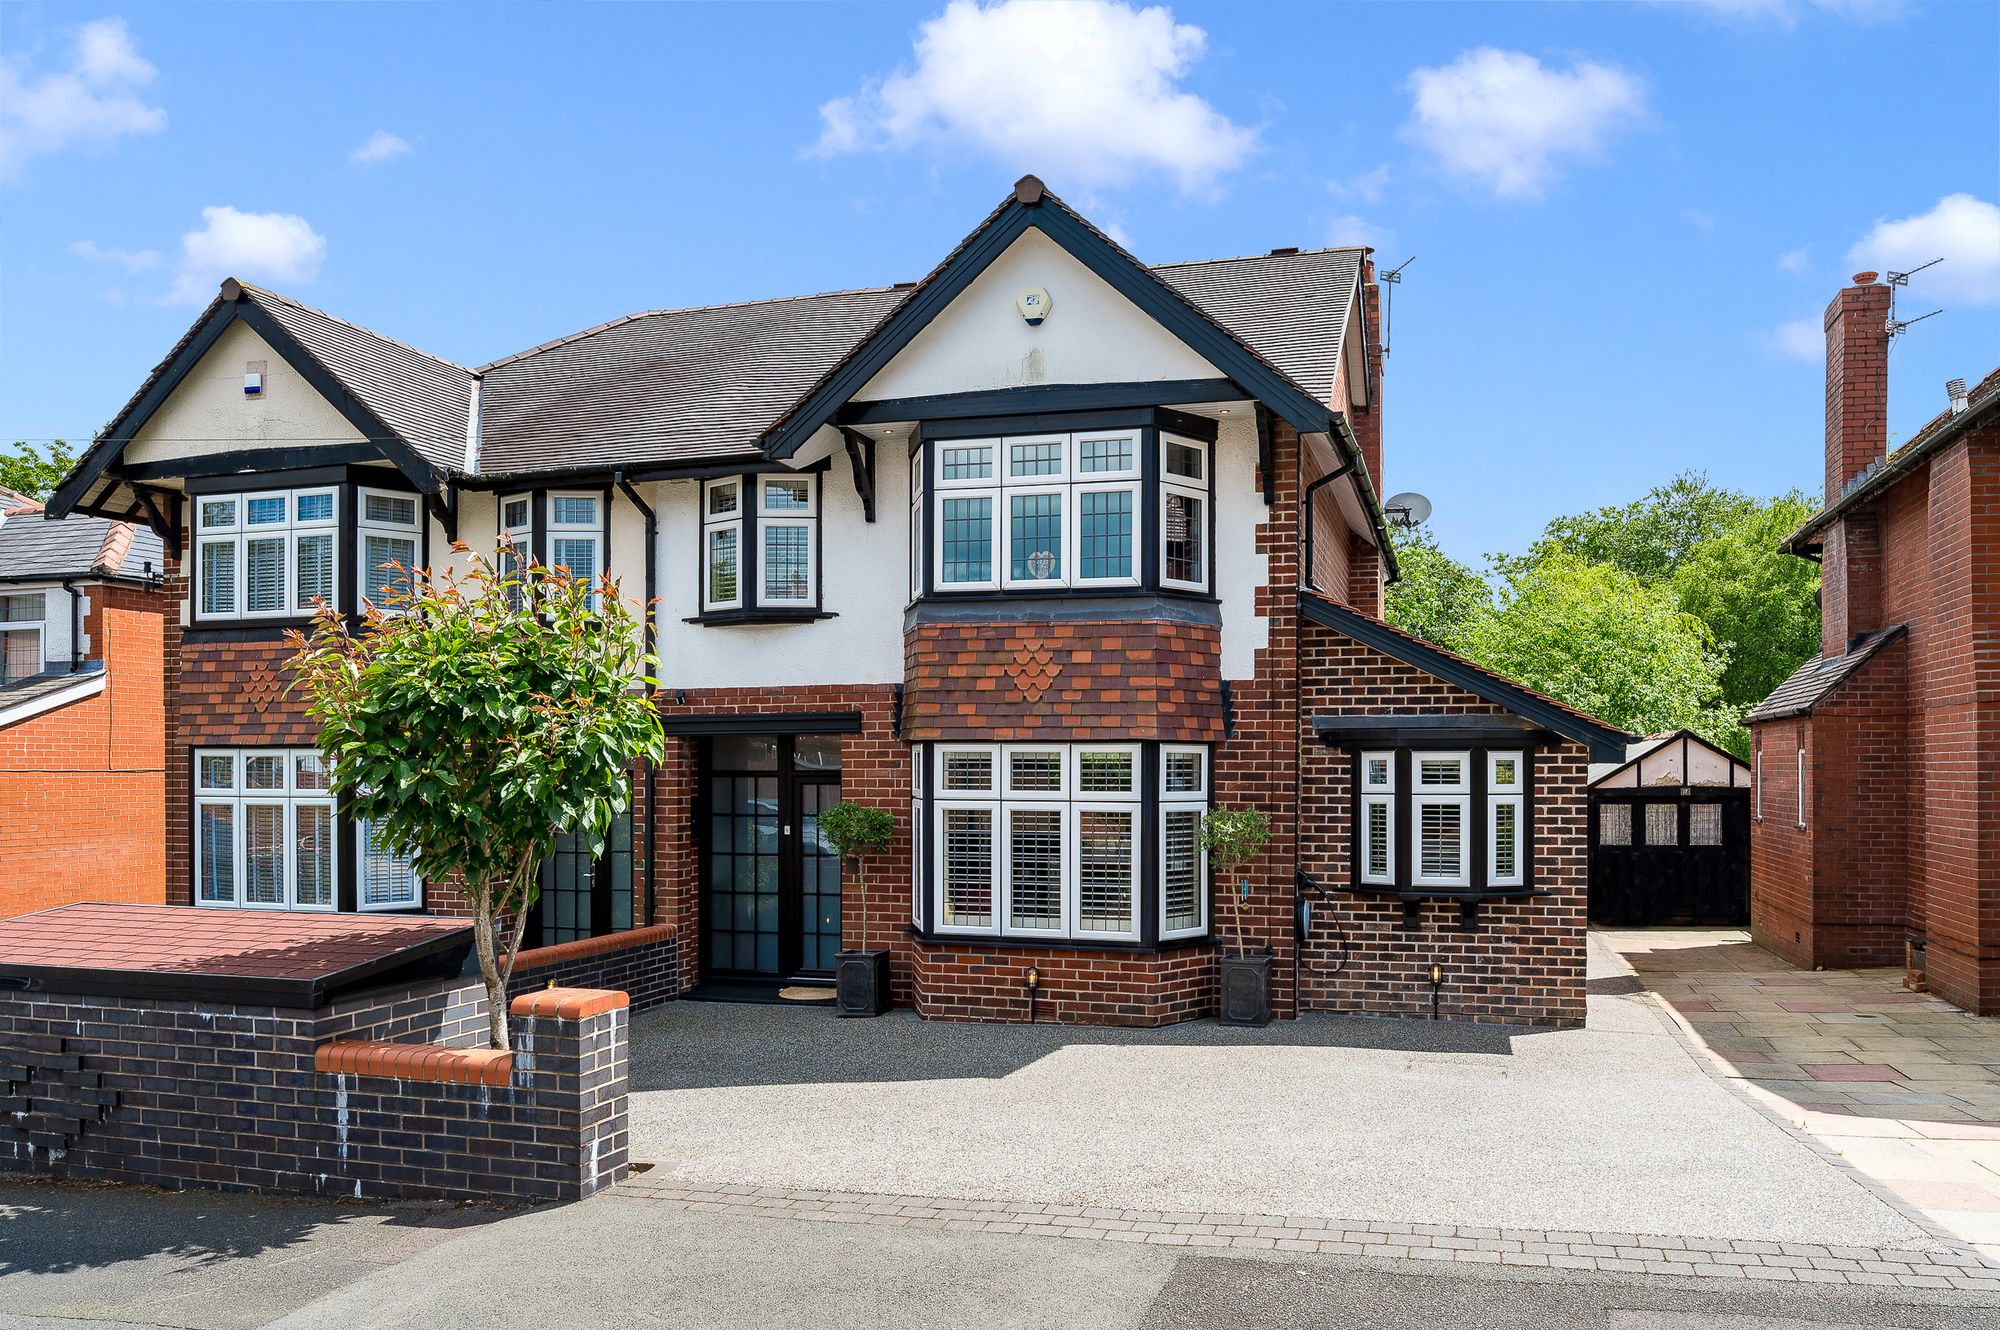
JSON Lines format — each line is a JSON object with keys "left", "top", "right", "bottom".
{"left": 816, "top": 801, "right": 895, "bottom": 948}
{"left": 286, "top": 546, "right": 663, "bottom": 1050}
{"left": 1199, "top": 807, "right": 1271, "bottom": 958}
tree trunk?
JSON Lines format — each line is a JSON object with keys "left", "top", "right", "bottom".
{"left": 472, "top": 889, "right": 509, "bottom": 1051}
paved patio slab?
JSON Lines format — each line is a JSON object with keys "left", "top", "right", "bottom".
{"left": 1602, "top": 928, "right": 2000, "bottom": 1265}
{"left": 627, "top": 939, "right": 1936, "bottom": 1250}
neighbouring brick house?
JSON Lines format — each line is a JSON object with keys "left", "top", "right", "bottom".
{"left": 0, "top": 488, "right": 168, "bottom": 916}
{"left": 46, "top": 178, "right": 1626, "bottom": 1027}
{"left": 1748, "top": 271, "right": 2000, "bottom": 1016}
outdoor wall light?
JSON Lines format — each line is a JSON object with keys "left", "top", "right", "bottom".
{"left": 1427, "top": 962, "right": 1444, "bottom": 1021}
{"left": 1024, "top": 966, "right": 1040, "bottom": 990}
{"left": 1024, "top": 966, "right": 1041, "bottom": 1025}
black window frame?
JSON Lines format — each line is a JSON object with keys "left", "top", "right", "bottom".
{"left": 182, "top": 465, "right": 427, "bottom": 634}
{"left": 1349, "top": 745, "right": 1536, "bottom": 895}
{"left": 913, "top": 406, "right": 1219, "bottom": 605}
{"left": 909, "top": 737, "right": 1215, "bottom": 952}
{"left": 689, "top": 469, "right": 834, "bottom": 626}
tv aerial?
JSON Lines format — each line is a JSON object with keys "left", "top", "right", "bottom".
{"left": 1384, "top": 491, "right": 1432, "bottom": 529}
{"left": 1381, "top": 256, "right": 1415, "bottom": 359}
{"left": 1887, "top": 257, "right": 1945, "bottom": 345}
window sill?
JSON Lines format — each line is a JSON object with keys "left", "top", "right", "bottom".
{"left": 683, "top": 608, "right": 838, "bottom": 627}
{"left": 907, "top": 925, "right": 1216, "bottom": 954}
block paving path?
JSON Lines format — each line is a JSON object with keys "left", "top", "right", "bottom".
{"left": 613, "top": 1176, "right": 2000, "bottom": 1292}
{"left": 1603, "top": 928, "right": 2000, "bottom": 1266}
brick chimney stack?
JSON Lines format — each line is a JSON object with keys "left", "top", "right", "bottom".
{"left": 1825, "top": 273, "right": 1892, "bottom": 508}
{"left": 1820, "top": 273, "right": 1892, "bottom": 655}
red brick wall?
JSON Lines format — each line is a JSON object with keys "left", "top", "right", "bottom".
{"left": 903, "top": 620, "right": 1223, "bottom": 742}
{"left": 1295, "top": 625, "right": 1589, "bottom": 1027}
{"left": 1750, "top": 721, "right": 1815, "bottom": 967}
{"left": 0, "top": 581, "right": 166, "bottom": 917}
{"left": 911, "top": 938, "right": 1211, "bottom": 1026}
{"left": 650, "top": 686, "right": 904, "bottom": 999}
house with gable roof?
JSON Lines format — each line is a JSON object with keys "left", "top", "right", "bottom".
{"left": 46, "top": 178, "right": 1627, "bottom": 1026}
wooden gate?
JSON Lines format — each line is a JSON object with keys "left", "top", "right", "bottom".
{"left": 1588, "top": 789, "right": 1750, "bottom": 926}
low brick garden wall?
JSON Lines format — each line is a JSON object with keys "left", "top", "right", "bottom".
{"left": 507, "top": 923, "right": 679, "bottom": 1011}
{"left": 1, "top": 979, "right": 630, "bottom": 1204}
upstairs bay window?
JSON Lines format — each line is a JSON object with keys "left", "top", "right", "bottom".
{"left": 495, "top": 490, "right": 607, "bottom": 609}
{"left": 357, "top": 488, "right": 420, "bottom": 608}
{"left": 698, "top": 472, "right": 823, "bottom": 620}
{"left": 915, "top": 741, "right": 1210, "bottom": 945}
{"left": 1356, "top": 749, "right": 1529, "bottom": 892}
{"left": 195, "top": 487, "right": 339, "bottom": 621}
{"left": 916, "top": 423, "right": 1212, "bottom": 598}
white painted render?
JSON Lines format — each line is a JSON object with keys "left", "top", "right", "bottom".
{"left": 652, "top": 446, "right": 910, "bottom": 689}
{"left": 124, "top": 321, "right": 362, "bottom": 466}
{"left": 1591, "top": 735, "right": 1749, "bottom": 789}
{"left": 1214, "top": 414, "right": 1270, "bottom": 680}
{"left": 853, "top": 230, "right": 1224, "bottom": 403}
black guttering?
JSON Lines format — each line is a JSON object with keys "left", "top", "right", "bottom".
{"left": 758, "top": 177, "right": 1399, "bottom": 579}
{"left": 1298, "top": 591, "right": 1633, "bottom": 763}
{"left": 837, "top": 379, "right": 1244, "bottom": 425}
{"left": 659, "top": 710, "right": 864, "bottom": 737}
{"left": 49, "top": 282, "right": 447, "bottom": 522}
{"left": 1786, "top": 377, "right": 2000, "bottom": 553}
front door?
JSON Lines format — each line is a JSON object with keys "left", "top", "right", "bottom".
{"left": 702, "top": 734, "right": 843, "bottom": 981}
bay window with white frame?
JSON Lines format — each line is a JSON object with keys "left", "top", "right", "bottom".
{"left": 193, "top": 486, "right": 340, "bottom": 622}
{"left": 920, "top": 741, "right": 1209, "bottom": 945}
{"left": 919, "top": 425, "right": 1208, "bottom": 597}
{"left": 1355, "top": 748, "right": 1530, "bottom": 892}
{"left": 698, "top": 472, "right": 821, "bottom": 615}
{"left": 547, "top": 491, "right": 603, "bottom": 603}
{"left": 357, "top": 488, "right": 421, "bottom": 608}
{"left": 194, "top": 748, "right": 420, "bottom": 911}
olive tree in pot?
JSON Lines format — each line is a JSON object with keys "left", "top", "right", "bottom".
{"left": 1201, "top": 807, "right": 1274, "bottom": 1028}
{"left": 819, "top": 800, "right": 896, "bottom": 1016}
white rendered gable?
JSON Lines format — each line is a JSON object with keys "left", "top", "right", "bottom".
{"left": 122, "top": 320, "right": 363, "bottom": 467}
{"left": 853, "top": 229, "right": 1225, "bottom": 403}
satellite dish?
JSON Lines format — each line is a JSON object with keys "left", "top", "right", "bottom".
{"left": 1384, "top": 491, "right": 1432, "bottom": 528}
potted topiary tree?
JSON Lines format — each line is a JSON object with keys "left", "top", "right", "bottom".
{"left": 1201, "top": 807, "right": 1273, "bottom": 1027}
{"left": 818, "top": 800, "right": 896, "bottom": 1017}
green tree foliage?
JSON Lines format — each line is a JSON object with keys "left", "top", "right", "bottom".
{"left": 1671, "top": 493, "right": 1822, "bottom": 715}
{"left": 1386, "top": 473, "right": 1820, "bottom": 760}
{"left": 1383, "top": 523, "right": 1490, "bottom": 652}
{"left": 1459, "top": 554, "right": 1737, "bottom": 750}
{"left": 0, "top": 440, "right": 77, "bottom": 502}
{"left": 287, "top": 548, "right": 663, "bottom": 1050}
{"left": 1199, "top": 807, "right": 1271, "bottom": 957}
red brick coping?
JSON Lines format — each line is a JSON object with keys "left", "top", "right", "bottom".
{"left": 315, "top": 1041, "right": 513, "bottom": 1086}
{"left": 314, "top": 987, "right": 627, "bottom": 1085}
{"left": 512, "top": 923, "right": 676, "bottom": 973}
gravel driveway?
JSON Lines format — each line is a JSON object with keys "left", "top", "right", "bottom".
{"left": 627, "top": 937, "right": 1938, "bottom": 1250}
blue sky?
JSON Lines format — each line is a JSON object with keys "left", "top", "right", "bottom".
{"left": 2, "top": 0, "right": 1994, "bottom": 566}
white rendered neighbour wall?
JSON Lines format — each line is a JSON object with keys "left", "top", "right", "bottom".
{"left": 852, "top": 230, "right": 1225, "bottom": 403}
{"left": 1214, "top": 413, "right": 1270, "bottom": 680}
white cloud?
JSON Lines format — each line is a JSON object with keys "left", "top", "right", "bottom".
{"left": 807, "top": 0, "right": 1256, "bottom": 195}
{"left": 1682, "top": 208, "right": 1716, "bottom": 230}
{"left": 1329, "top": 163, "right": 1391, "bottom": 206}
{"left": 349, "top": 130, "right": 411, "bottom": 165}
{"left": 1846, "top": 193, "right": 2000, "bottom": 307}
{"left": 69, "top": 238, "right": 159, "bottom": 272}
{"left": 1327, "top": 214, "right": 1393, "bottom": 252}
{"left": 1778, "top": 246, "right": 1811, "bottom": 275}
{"left": 1401, "top": 48, "right": 1649, "bottom": 200}
{"left": 166, "top": 206, "right": 326, "bottom": 305}
{"left": 0, "top": 17, "right": 166, "bottom": 176}
{"left": 1663, "top": 0, "right": 1907, "bottom": 26}
{"left": 1765, "top": 316, "right": 1822, "bottom": 362}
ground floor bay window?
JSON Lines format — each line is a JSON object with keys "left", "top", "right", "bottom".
{"left": 913, "top": 741, "right": 1209, "bottom": 946}
{"left": 194, "top": 748, "right": 420, "bottom": 912}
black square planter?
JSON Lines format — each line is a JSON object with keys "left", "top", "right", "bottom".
{"left": 835, "top": 949, "right": 891, "bottom": 1017}
{"left": 1218, "top": 953, "right": 1272, "bottom": 1028}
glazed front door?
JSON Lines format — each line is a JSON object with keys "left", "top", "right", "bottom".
{"left": 702, "top": 734, "right": 843, "bottom": 980}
